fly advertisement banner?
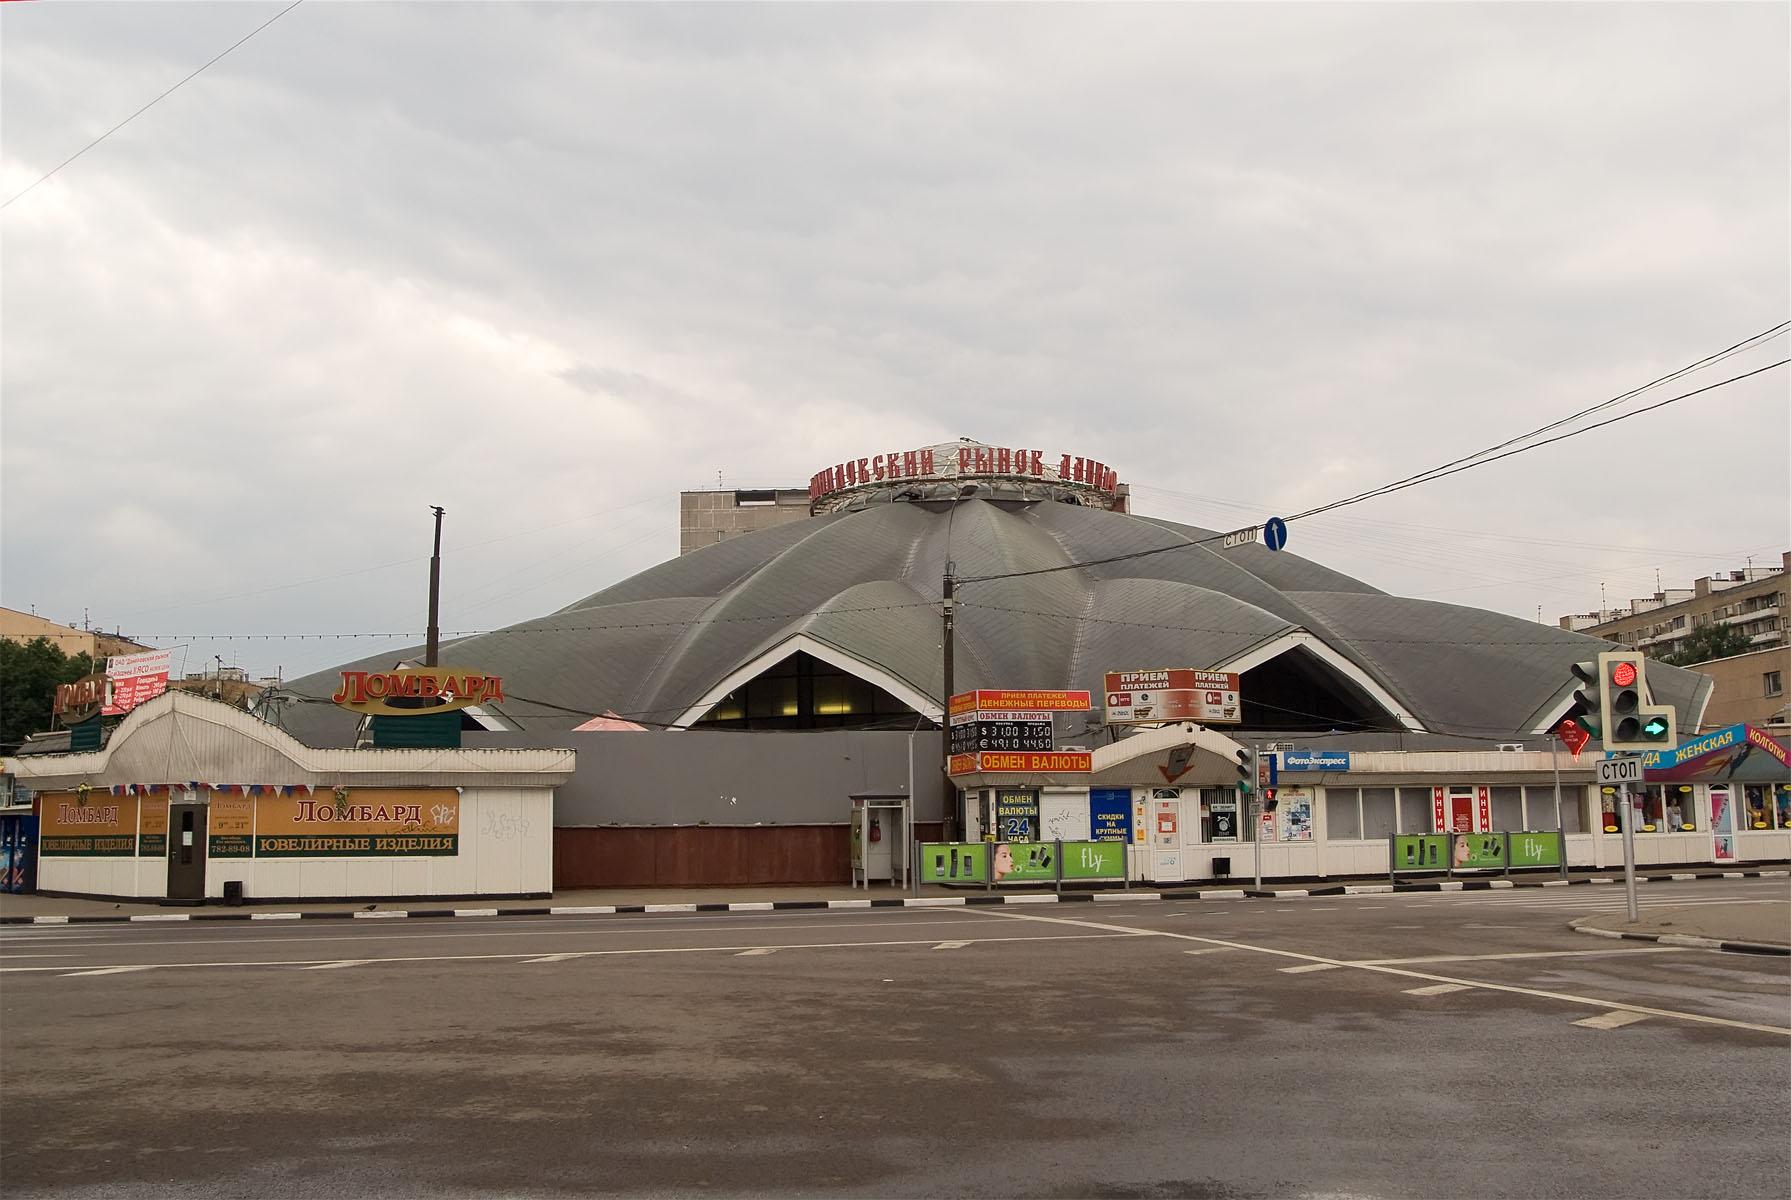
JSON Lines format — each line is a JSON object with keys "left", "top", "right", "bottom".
{"left": 39, "top": 792, "right": 139, "bottom": 857}
{"left": 253, "top": 788, "right": 459, "bottom": 857}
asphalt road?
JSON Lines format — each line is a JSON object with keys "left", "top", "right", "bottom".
{"left": 3, "top": 879, "right": 1787, "bottom": 1199}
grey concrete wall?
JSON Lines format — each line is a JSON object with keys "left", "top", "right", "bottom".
{"left": 465, "top": 729, "right": 949, "bottom": 826}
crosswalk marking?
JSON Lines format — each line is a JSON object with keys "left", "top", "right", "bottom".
{"left": 1404, "top": 983, "right": 1471, "bottom": 996}
{"left": 1574, "top": 1010, "right": 1650, "bottom": 1030}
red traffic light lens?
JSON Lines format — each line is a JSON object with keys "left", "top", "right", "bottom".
{"left": 1610, "top": 661, "right": 1637, "bottom": 687}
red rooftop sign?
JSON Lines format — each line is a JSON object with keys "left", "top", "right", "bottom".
{"left": 810, "top": 440, "right": 1120, "bottom": 510}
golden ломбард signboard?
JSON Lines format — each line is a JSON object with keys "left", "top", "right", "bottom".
{"left": 253, "top": 788, "right": 459, "bottom": 857}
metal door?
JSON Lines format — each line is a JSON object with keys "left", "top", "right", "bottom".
{"left": 167, "top": 803, "right": 207, "bottom": 901}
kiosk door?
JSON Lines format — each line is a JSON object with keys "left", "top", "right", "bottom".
{"left": 167, "top": 803, "right": 207, "bottom": 901}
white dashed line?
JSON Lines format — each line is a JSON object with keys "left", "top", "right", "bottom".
{"left": 1404, "top": 983, "right": 1471, "bottom": 996}
{"left": 1574, "top": 1010, "right": 1650, "bottom": 1030}
{"left": 735, "top": 948, "right": 777, "bottom": 956}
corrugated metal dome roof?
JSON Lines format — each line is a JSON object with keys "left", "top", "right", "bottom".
{"left": 279, "top": 498, "right": 1710, "bottom": 743}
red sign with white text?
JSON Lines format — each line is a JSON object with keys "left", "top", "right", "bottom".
{"left": 104, "top": 649, "right": 172, "bottom": 716}
{"left": 952, "top": 751, "right": 1092, "bottom": 774}
{"left": 948, "top": 690, "right": 1091, "bottom": 716}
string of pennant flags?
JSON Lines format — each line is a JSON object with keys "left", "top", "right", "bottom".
{"left": 86, "top": 783, "right": 326, "bottom": 797}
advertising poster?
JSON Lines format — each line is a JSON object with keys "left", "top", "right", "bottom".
{"left": 920, "top": 843, "right": 988, "bottom": 883}
{"left": 1207, "top": 799, "right": 1238, "bottom": 841}
{"left": 1087, "top": 789, "right": 1132, "bottom": 842}
{"left": 254, "top": 788, "right": 458, "bottom": 857}
{"left": 1103, "top": 670, "right": 1242, "bottom": 725}
{"left": 38, "top": 792, "right": 140, "bottom": 857}
{"left": 1059, "top": 841, "right": 1125, "bottom": 879}
{"left": 1508, "top": 833, "right": 1563, "bottom": 869}
{"left": 103, "top": 649, "right": 172, "bottom": 716}
{"left": 1279, "top": 788, "right": 1313, "bottom": 841}
{"left": 994, "top": 790, "right": 1039, "bottom": 842}
{"left": 1452, "top": 832, "right": 1505, "bottom": 869}
{"left": 137, "top": 793, "right": 169, "bottom": 858}
{"left": 208, "top": 793, "right": 254, "bottom": 859}
{"left": 992, "top": 842, "right": 1055, "bottom": 882}
{"left": 1710, "top": 788, "right": 1735, "bottom": 862}
{"left": 1258, "top": 810, "right": 1277, "bottom": 844}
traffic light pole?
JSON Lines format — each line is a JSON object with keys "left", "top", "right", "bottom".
{"left": 1252, "top": 744, "right": 1263, "bottom": 892}
{"left": 1618, "top": 780, "right": 1640, "bottom": 923}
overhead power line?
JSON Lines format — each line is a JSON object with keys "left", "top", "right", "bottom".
{"left": 958, "top": 329, "right": 1789, "bottom": 584}
{"left": 3, "top": 0, "right": 305, "bottom": 209}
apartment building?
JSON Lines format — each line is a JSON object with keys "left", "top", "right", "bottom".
{"left": 1557, "top": 551, "right": 1788, "bottom": 659}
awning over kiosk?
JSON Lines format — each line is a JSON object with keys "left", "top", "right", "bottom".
{"left": 1641, "top": 724, "right": 1790, "bottom": 784}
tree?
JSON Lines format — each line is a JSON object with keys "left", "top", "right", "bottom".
{"left": 1659, "top": 622, "right": 1752, "bottom": 667}
{"left": 0, "top": 637, "right": 96, "bottom": 753}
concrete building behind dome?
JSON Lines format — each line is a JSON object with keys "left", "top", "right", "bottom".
{"left": 679, "top": 487, "right": 814, "bottom": 555}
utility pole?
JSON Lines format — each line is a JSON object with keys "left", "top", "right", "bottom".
{"left": 1618, "top": 780, "right": 1640, "bottom": 922}
{"left": 941, "top": 562, "right": 956, "bottom": 836}
{"left": 426, "top": 506, "right": 445, "bottom": 666}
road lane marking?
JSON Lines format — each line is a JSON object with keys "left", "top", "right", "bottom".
{"left": 932, "top": 941, "right": 971, "bottom": 950}
{"left": 0, "top": 931, "right": 1131, "bottom": 976}
{"left": 1354, "top": 948, "right": 1690, "bottom": 965}
{"left": 1279, "top": 963, "right": 1340, "bottom": 974}
{"left": 1183, "top": 948, "right": 1230, "bottom": 956}
{"left": 522, "top": 953, "right": 587, "bottom": 964}
{"left": 2, "top": 917, "right": 1005, "bottom": 952}
{"left": 59, "top": 965, "right": 156, "bottom": 977}
{"left": 1404, "top": 983, "right": 1471, "bottom": 996}
{"left": 972, "top": 909, "right": 1791, "bottom": 1037}
{"left": 735, "top": 948, "right": 777, "bottom": 956}
{"left": 1575, "top": 1010, "right": 1650, "bottom": 1030}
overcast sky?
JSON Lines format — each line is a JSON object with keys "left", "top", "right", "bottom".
{"left": 4, "top": 1, "right": 1787, "bottom": 683}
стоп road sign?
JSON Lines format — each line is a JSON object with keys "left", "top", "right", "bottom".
{"left": 1596, "top": 755, "right": 1643, "bottom": 786}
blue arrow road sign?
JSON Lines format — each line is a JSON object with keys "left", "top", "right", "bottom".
{"left": 1262, "top": 517, "right": 1288, "bottom": 552}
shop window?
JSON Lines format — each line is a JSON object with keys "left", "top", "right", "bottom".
{"left": 1361, "top": 788, "right": 1397, "bottom": 840}
{"left": 1491, "top": 786, "right": 1523, "bottom": 831}
{"left": 1776, "top": 785, "right": 1791, "bottom": 830}
{"left": 1397, "top": 788, "right": 1433, "bottom": 835}
{"left": 1202, "top": 787, "right": 1240, "bottom": 842}
{"left": 1598, "top": 787, "right": 1621, "bottom": 833}
{"left": 1743, "top": 785, "right": 1774, "bottom": 830}
{"left": 1523, "top": 786, "right": 1558, "bottom": 831}
{"left": 1325, "top": 788, "right": 1361, "bottom": 840}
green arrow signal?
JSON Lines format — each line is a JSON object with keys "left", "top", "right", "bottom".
{"left": 1642, "top": 716, "right": 1670, "bottom": 739}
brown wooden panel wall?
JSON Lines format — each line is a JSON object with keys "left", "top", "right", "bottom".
{"left": 553, "top": 823, "right": 946, "bottom": 889}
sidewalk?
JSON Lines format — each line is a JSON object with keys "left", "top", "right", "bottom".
{"left": 2, "top": 866, "right": 1785, "bottom": 924}
{"left": 1573, "top": 900, "right": 1791, "bottom": 956}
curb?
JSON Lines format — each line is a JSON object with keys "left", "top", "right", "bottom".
{"left": 1570, "top": 919, "right": 1791, "bottom": 958}
{"left": 3, "top": 868, "right": 1783, "bottom": 927}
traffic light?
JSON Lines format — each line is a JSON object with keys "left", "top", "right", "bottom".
{"left": 1234, "top": 746, "right": 1253, "bottom": 796}
{"left": 1599, "top": 651, "right": 1676, "bottom": 752}
{"left": 1263, "top": 787, "right": 1279, "bottom": 813}
{"left": 1568, "top": 659, "right": 1603, "bottom": 740}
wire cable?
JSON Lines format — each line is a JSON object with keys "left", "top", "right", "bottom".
{"left": 960, "top": 350, "right": 1787, "bottom": 584}
{"left": 3, "top": 0, "right": 306, "bottom": 209}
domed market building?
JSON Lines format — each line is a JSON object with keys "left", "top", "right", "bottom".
{"left": 214, "top": 438, "right": 1778, "bottom": 891}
